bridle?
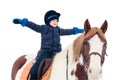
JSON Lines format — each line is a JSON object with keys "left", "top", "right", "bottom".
{"left": 81, "top": 35, "right": 107, "bottom": 79}
{"left": 83, "top": 52, "right": 106, "bottom": 69}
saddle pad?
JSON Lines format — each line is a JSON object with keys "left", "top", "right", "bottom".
{"left": 20, "top": 61, "right": 34, "bottom": 80}
{"left": 41, "top": 64, "right": 52, "bottom": 80}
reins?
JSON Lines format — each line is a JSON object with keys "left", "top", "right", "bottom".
{"left": 66, "top": 50, "right": 69, "bottom": 80}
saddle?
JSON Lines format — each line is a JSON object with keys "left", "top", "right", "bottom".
{"left": 20, "top": 58, "right": 53, "bottom": 80}
{"left": 38, "top": 58, "right": 53, "bottom": 79}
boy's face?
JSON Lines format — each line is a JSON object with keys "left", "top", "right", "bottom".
{"left": 49, "top": 19, "right": 58, "bottom": 27}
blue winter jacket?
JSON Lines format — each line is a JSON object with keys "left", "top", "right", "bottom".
{"left": 26, "top": 21, "right": 74, "bottom": 53}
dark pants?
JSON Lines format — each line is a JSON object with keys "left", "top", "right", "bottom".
{"left": 30, "top": 50, "right": 54, "bottom": 80}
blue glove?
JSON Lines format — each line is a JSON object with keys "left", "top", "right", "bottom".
{"left": 73, "top": 27, "right": 84, "bottom": 35}
{"left": 13, "top": 18, "right": 28, "bottom": 27}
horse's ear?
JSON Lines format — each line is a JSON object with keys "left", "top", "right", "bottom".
{"left": 84, "top": 19, "right": 91, "bottom": 34}
{"left": 101, "top": 20, "right": 108, "bottom": 33}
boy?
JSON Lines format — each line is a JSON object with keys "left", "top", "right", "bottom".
{"left": 13, "top": 10, "right": 84, "bottom": 80}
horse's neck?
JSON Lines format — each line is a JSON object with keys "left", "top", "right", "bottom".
{"left": 54, "top": 43, "right": 75, "bottom": 64}
{"left": 49, "top": 42, "right": 84, "bottom": 80}
{"left": 63, "top": 43, "right": 84, "bottom": 65}
{"left": 66, "top": 43, "right": 75, "bottom": 63}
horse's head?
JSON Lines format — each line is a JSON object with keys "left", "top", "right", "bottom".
{"left": 82, "top": 19, "right": 108, "bottom": 80}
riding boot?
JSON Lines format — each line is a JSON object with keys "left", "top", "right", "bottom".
{"left": 30, "top": 74, "right": 37, "bottom": 80}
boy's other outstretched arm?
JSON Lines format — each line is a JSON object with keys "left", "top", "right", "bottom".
{"left": 13, "top": 18, "right": 44, "bottom": 33}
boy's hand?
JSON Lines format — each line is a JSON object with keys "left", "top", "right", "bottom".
{"left": 13, "top": 18, "right": 28, "bottom": 27}
{"left": 73, "top": 27, "right": 84, "bottom": 34}
{"left": 13, "top": 18, "right": 22, "bottom": 24}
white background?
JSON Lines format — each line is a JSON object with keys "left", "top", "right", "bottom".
{"left": 0, "top": 0, "right": 120, "bottom": 79}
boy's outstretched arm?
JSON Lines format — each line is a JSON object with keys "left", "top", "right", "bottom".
{"left": 13, "top": 18, "right": 45, "bottom": 33}
{"left": 60, "top": 27, "right": 84, "bottom": 35}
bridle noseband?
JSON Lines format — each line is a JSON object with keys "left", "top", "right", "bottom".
{"left": 84, "top": 52, "right": 105, "bottom": 67}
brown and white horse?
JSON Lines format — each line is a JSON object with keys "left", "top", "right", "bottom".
{"left": 11, "top": 19, "right": 108, "bottom": 80}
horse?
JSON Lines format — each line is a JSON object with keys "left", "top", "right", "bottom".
{"left": 11, "top": 19, "right": 108, "bottom": 80}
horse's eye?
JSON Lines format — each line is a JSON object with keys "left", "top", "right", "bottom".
{"left": 83, "top": 41, "right": 88, "bottom": 46}
{"left": 103, "top": 42, "right": 107, "bottom": 48}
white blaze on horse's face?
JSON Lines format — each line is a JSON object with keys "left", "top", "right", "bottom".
{"left": 89, "top": 35, "right": 104, "bottom": 55}
{"left": 87, "top": 34, "right": 103, "bottom": 80}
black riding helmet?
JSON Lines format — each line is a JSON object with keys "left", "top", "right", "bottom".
{"left": 44, "top": 10, "right": 60, "bottom": 25}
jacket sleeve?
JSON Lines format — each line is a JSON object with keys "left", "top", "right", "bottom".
{"left": 59, "top": 28, "right": 74, "bottom": 36}
{"left": 26, "top": 21, "right": 45, "bottom": 33}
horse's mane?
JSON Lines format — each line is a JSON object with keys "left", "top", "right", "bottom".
{"left": 73, "top": 27, "right": 106, "bottom": 61}
{"left": 73, "top": 33, "right": 85, "bottom": 62}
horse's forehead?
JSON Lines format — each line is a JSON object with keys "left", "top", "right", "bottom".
{"left": 84, "top": 27, "right": 106, "bottom": 42}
